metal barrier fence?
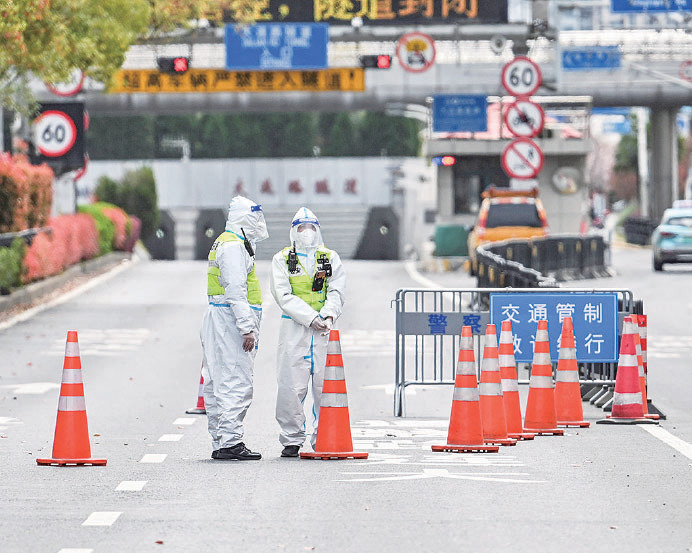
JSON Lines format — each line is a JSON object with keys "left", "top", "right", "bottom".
{"left": 392, "top": 287, "right": 641, "bottom": 417}
{"left": 478, "top": 234, "right": 611, "bottom": 286}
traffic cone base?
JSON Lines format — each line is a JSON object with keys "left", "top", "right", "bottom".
{"left": 484, "top": 437, "right": 517, "bottom": 446}
{"left": 508, "top": 432, "right": 536, "bottom": 440}
{"left": 36, "top": 457, "right": 107, "bottom": 466}
{"left": 301, "top": 451, "right": 369, "bottom": 459}
{"left": 528, "top": 428, "right": 565, "bottom": 436}
{"left": 432, "top": 444, "right": 499, "bottom": 453}
{"left": 597, "top": 415, "right": 658, "bottom": 425}
{"left": 557, "top": 420, "right": 590, "bottom": 428}
{"left": 185, "top": 407, "right": 206, "bottom": 415}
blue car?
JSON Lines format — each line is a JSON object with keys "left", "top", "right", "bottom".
{"left": 652, "top": 202, "right": 692, "bottom": 271}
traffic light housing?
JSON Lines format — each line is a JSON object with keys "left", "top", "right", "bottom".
{"left": 157, "top": 56, "right": 190, "bottom": 74}
{"left": 359, "top": 55, "right": 392, "bottom": 69}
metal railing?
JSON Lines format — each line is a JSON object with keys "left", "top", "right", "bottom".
{"left": 392, "top": 287, "right": 640, "bottom": 417}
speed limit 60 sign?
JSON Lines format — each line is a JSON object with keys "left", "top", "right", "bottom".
{"left": 502, "top": 57, "right": 542, "bottom": 97}
{"left": 31, "top": 102, "right": 85, "bottom": 174}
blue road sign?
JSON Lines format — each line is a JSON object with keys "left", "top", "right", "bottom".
{"left": 489, "top": 293, "right": 619, "bottom": 363}
{"left": 562, "top": 47, "right": 621, "bottom": 71}
{"left": 611, "top": 0, "right": 692, "bottom": 12}
{"left": 432, "top": 94, "right": 488, "bottom": 133}
{"left": 225, "top": 23, "right": 328, "bottom": 70}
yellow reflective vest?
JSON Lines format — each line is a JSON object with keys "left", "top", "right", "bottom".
{"left": 281, "top": 247, "right": 332, "bottom": 311}
{"left": 207, "top": 231, "right": 262, "bottom": 305}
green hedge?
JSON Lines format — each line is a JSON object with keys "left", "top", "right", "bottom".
{"left": 78, "top": 204, "right": 115, "bottom": 255}
{"left": 0, "top": 238, "right": 26, "bottom": 294}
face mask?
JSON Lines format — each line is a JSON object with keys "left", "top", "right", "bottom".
{"left": 296, "top": 228, "right": 318, "bottom": 249}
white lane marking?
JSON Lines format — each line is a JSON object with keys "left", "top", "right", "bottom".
{"left": 641, "top": 425, "right": 692, "bottom": 460}
{"left": 140, "top": 454, "right": 167, "bottom": 463}
{"left": 361, "top": 384, "right": 416, "bottom": 396}
{"left": 0, "top": 259, "right": 134, "bottom": 332}
{"left": 0, "top": 417, "right": 22, "bottom": 425}
{"left": 174, "top": 418, "right": 195, "bottom": 425}
{"left": 404, "top": 260, "right": 444, "bottom": 289}
{"left": 0, "top": 382, "right": 60, "bottom": 394}
{"left": 158, "top": 434, "right": 183, "bottom": 442}
{"left": 58, "top": 549, "right": 93, "bottom": 553}
{"left": 44, "top": 328, "right": 151, "bottom": 357}
{"left": 116, "top": 481, "right": 147, "bottom": 491}
{"left": 339, "top": 468, "right": 545, "bottom": 483}
{"left": 82, "top": 512, "right": 122, "bottom": 526}
{"left": 346, "top": 453, "right": 524, "bottom": 467}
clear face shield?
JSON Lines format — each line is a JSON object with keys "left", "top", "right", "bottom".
{"left": 290, "top": 212, "right": 322, "bottom": 249}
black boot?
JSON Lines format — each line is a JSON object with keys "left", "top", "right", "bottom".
{"left": 216, "top": 442, "right": 261, "bottom": 461}
{"left": 211, "top": 450, "right": 219, "bottom": 459}
{"left": 281, "top": 445, "right": 300, "bottom": 458}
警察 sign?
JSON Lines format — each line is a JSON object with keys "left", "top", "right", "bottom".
{"left": 489, "top": 292, "right": 619, "bottom": 363}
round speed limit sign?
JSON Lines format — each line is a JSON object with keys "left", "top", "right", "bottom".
{"left": 33, "top": 110, "right": 77, "bottom": 157}
{"left": 502, "top": 56, "right": 542, "bottom": 97}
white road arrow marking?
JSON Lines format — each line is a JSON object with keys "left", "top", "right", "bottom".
{"left": 338, "top": 468, "right": 545, "bottom": 483}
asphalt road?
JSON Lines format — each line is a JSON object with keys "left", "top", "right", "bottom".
{"left": 1, "top": 245, "right": 691, "bottom": 553}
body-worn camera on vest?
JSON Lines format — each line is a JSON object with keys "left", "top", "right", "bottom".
{"left": 317, "top": 254, "right": 332, "bottom": 277}
{"left": 312, "top": 270, "right": 326, "bottom": 292}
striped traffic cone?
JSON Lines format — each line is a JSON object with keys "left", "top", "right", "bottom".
{"left": 499, "top": 321, "right": 535, "bottom": 440}
{"left": 479, "top": 324, "right": 517, "bottom": 446}
{"left": 524, "top": 320, "right": 564, "bottom": 436}
{"left": 301, "top": 330, "right": 368, "bottom": 460}
{"left": 185, "top": 365, "right": 206, "bottom": 415}
{"left": 634, "top": 315, "right": 659, "bottom": 420}
{"left": 37, "top": 331, "right": 107, "bottom": 466}
{"left": 598, "top": 317, "right": 657, "bottom": 425}
{"left": 432, "top": 326, "right": 499, "bottom": 453}
{"left": 555, "top": 317, "right": 590, "bottom": 428}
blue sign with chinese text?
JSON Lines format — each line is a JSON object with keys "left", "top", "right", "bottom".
{"left": 489, "top": 293, "right": 618, "bottom": 363}
{"left": 433, "top": 95, "right": 488, "bottom": 133}
{"left": 225, "top": 23, "right": 328, "bottom": 70}
{"left": 562, "top": 47, "right": 621, "bottom": 71}
{"left": 611, "top": 0, "right": 692, "bottom": 12}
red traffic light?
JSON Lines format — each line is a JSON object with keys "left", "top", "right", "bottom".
{"left": 157, "top": 56, "right": 190, "bottom": 74}
{"left": 359, "top": 54, "right": 392, "bottom": 69}
{"left": 441, "top": 156, "right": 456, "bottom": 166}
{"left": 173, "top": 57, "right": 188, "bottom": 73}
{"left": 376, "top": 55, "right": 391, "bottom": 69}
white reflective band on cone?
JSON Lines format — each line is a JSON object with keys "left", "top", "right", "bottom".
{"left": 501, "top": 379, "right": 519, "bottom": 392}
{"left": 478, "top": 383, "right": 503, "bottom": 396}
{"left": 559, "top": 348, "right": 577, "bottom": 360}
{"left": 556, "top": 370, "right": 579, "bottom": 383}
{"left": 456, "top": 361, "right": 476, "bottom": 376}
{"left": 65, "top": 342, "right": 80, "bottom": 357}
{"left": 327, "top": 340, "right": 342, "bottom": 354}
{"left": 535, "top": 329, "right": 549, "bottom": 342}
{"left": 618, "top": 354, "right": 637, "bottom": 367}
{"left": 61, "top": 368, "right": 83, "bottom": 384}
{"left": 453, "top": 387, "right": 479, "bottom": 402}
{"left": 529, "top": 375, "right": 554, "bottom": 389}
{"left": 322, "top": 393, "right": 348, "bottom": 408}
{"left": 324, "top": 366, "right": 345, "bottom": 381}
{"left": 532, "top": 352, "right": 551, "bottom": 365}
{"left": 481, "top": 359, "right": 500, "bottom": 372}
{"left": 498, "top": 355, "right": 515, "bottom": 366}
{"left": 58, "top": 396, "right": 86, "bottom": 411}
{"left": 613, "top": 392, "right": 643, "bottom": 405}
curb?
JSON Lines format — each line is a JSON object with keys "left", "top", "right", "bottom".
{"left": 0, "top": 251, "right": 132, "bottom": 314}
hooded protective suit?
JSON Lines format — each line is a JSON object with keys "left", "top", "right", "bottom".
{"left": 200, "top": 196, "right": 268, "bottom": 451}
{"left": 270, "top": 207, "right": 346, "bottom": 449}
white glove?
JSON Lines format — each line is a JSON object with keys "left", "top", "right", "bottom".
{"left": 241, "top": 332, "right": 255, "bottom": 352}
{"left": 310, "top": 316, "right": 328, "bottom": 332}
{"left": 321, "top": 316, "right": 333, "bottom": 336}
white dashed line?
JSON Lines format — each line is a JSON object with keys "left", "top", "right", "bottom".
{"left": 158, "top": 434, "right": 183, "bottom": 442}
{"left": 57, "top": 549, "right": 93, "bottom": 553}
{"left": 173, "top": 418, "right": 196, "bottom": 426}
{"left": 82, "top": 512, "right": 122, "bottom": 526}
{"left": 116, "top": 481, "right": 147, "bottom": 491}
{"left": 139, "top": 454, "right": 167, "bottom": 463}
{"left": 641, "top": 425, "right": 692, "bottom": 460}
{"left": 0, "top": 382, "right": 60, "bottom": 395}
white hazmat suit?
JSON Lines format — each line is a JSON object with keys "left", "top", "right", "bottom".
{"left": 200, "top": 196, "right": 268, "bottom": 458}
{"left": 270, "top": 207, "right": 346, "bottom": 452}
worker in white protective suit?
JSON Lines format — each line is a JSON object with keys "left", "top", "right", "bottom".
{"left": 270, "top": 207, "right": 346, "bottom": 458}
{"left": 200, "top": 196, "right": 268, "bottom": 461}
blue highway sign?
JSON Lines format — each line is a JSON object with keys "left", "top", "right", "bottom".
{"left": 225, "top": 23, "right": 328, "bottom": 70}
{"left": 562, "top": 47, "right": 621, "bottom": 71}
{"left": 432, "top": 94, "right": 488, "bottom": 133}
{"left": 611, "top": 0, "right": 692, "bottom": 12}
{"left": 489, "top": 292, "right": 619, "bottom": 363}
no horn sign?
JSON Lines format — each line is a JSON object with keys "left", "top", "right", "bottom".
{"left": 501, "top": 138, "right": 544, "bottom": 179}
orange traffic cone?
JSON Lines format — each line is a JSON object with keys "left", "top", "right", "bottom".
{"left": 499, "top": 321, "right": 535, "bottom": 440}
{"left": 479, "top": 324, "right": 517, "bottom": 446}
{"left": 37, "top": 331, "right": 107, "bottom": 466}
{"left": 185, "top": 364, "right": 206, "bottom": 415}
{"left": 524, "top": 320, "right": 564, "bottom": 436}
{"left": 634, "top": 315, "right": 659, "bottom": 420}
{"left": 432, "top": 326, "right": 499, "bottom": 453}
{"left": 598, "top": 317, "right": 657, "bottom": 425}
{"left": 301, "top": 330, "right": 368, "bottom": 460}
{"left": 555, "top": 317, "right": 590, "bottom": 428}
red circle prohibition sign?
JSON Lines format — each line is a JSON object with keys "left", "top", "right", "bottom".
{"left": 504, "top": 100, "right": 545, "bottom": 138}
{"left": 502, "top": 138, "right": 544, "bottom": 179}
{"left": 34, "top": 110, "right": 78, "bottom": 157}
{"left": 396, "top": 31, "right": 437, "bottom": 73}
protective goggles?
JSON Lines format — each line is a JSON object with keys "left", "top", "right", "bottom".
{"left": 251, "top": 204, "right": 263, "bottom": 212}
{"left": 292, "top": 216, "right": 319, "bottom": 227}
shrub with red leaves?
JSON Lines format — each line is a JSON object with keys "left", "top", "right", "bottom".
{"left": 101, "top": 205, "right": 129, "bottom": 251}
{"left": 23, "top": 214, "right": 99, "bottom": 283}
{"left": 0, "top": 153, "right": 53, "bottom": 232}
{"left": 122, "top": 215, "right": 142, "bottom": 253}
